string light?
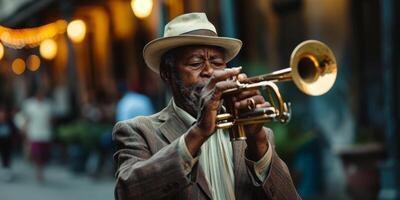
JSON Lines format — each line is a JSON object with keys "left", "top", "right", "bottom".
{"left": 0, "top": 20, "right": 67, "bottom": 49}
{"left": 67, "top": 19, "right": 87, "bottom": 43}
{"left": 12, "top": 58, "right": 26, "bottom": 75}
{"left": 0, "top": 42, "right": 4, "bottom": 61}
{"left": 40, "top": 39, "right": 57, "bottom": 60}
{"left": 27, "top": 55, "right": 41, "bottom": 71}
{"left": 131, "top": 0, "right": 153, "bottom": 19}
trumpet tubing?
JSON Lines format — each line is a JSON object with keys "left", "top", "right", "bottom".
{"left": 217, "top": 40, "right": 338, "bottom": 141}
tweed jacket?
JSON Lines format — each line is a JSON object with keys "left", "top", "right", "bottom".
{"left": 113, "top": 101, "right": 301, "bottom": 200}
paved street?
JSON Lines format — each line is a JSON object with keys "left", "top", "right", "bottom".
{"left": 0, "top": 158, "right": 115, "bottom": 200}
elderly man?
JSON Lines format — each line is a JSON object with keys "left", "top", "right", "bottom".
{"left": 113, "top": 13, "right": 300, "bottom": 200}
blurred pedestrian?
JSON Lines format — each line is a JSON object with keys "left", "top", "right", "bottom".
{"left": 0, "top": 105, "right": 16, "bottom": 182}
{"left": 93, "top": 87, "right": 154, "bottom": 176}
{"left": 116, "top": 85, "right": 155, "bottom": 121}
{"left": 22, "top": 89, "right": 53, "bottom": 182}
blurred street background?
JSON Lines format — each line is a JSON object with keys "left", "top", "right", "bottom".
{"left": 0, "top": 157, "right": 114, "bottom": 200}
{"left": 0, "top": 0, "right": 399, "bottom": 200}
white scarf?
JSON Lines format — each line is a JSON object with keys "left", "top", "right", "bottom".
{"left": 173, "top": 100, "right": 235, "bottom": 200}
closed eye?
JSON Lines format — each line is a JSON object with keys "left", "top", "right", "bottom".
{"left": 188, "top": 62, "right": 203, "bottom": 69}
{"left": 211, "top": 58, "right": 226, "bottom": 69}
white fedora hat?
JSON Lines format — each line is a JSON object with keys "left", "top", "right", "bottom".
{"left": 143, "top": 12, "right": 242, "bottom": 74}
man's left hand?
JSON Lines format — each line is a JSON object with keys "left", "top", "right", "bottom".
{"left": 233, "top": 73, "right": 271, "bottom": 161}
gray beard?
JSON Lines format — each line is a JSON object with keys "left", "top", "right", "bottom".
{"left": 177, "top": 81, "right": 205, "bottom": 116}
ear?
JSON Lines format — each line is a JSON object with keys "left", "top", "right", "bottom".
{"left": 161, "top": 73, "right": 169, "bottom": 82}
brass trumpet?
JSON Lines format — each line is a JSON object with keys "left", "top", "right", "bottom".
{"left": 216, "top": 40, "right": 337, "bottom": 141}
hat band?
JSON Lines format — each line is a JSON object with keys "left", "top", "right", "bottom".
{"left": 180, "top": 29, "right": 217, "bottom": 37}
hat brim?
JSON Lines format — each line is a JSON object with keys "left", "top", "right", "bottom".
{"left": 143, "top": 35, "right": 242, "bottom": 74}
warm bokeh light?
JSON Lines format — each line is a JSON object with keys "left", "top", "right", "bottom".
{"left": 27, "top": 55, "right": 41, "bottom": 71}
{"left": 40, "top": 39, "right": 57, "bottom": 60}
{"left": 131, "top": 0, "right": 153, "bottom": 19}
{"left": 12, "top": 58, "right": 26, "bottom": 75}
{"left": 67, "top": 19, "right": 87, "bottom": 43}
{"left": 0, "top": 42, "right": 4, "bottom": 61}
{"left": 0, "top": 20, "right": 67, "bottom": 49}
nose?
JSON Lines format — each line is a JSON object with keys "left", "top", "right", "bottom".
{"left": 200, "top": 61, "right": 213, "bottom": 77}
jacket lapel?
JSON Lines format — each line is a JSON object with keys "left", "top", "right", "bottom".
{"left": 157, "top": 101, "right": 213, "bottom": 199}
{"left": 157, "top": 102, "right": 187, "bottom": 143}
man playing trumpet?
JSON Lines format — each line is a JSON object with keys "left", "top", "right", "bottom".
{"left": 113, "top": 12, "right": 300, "bottom": 200}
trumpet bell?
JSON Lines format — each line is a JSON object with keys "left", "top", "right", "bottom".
{"left": 291, "top": 40, "right": 337, "bottom": 96}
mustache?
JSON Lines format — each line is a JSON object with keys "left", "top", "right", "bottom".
{"left": 177, "top": 82, "right": 206, "bottom": 115}
{"left": 187, "top": 83, "right": 205, "bottom": 100}
{"left": 187, "top": 83, "right": 225, "bottom": 114}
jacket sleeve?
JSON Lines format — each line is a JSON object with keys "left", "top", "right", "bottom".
{"left": 259, "top": 150, "right": 302, "bottom": 199}
{"left": 112, "top": 119, "right": 195, "bottom": 200}
{"left": 246, "top": 128, "right": 302, "bottom": 200}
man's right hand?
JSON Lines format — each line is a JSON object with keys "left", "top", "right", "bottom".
{"left": 185, "top": 67, "right": 242, "bottom": 156}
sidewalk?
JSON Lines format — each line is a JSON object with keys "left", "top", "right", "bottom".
{"left": 0, "top": 157, "right": 115, "bottom": 200}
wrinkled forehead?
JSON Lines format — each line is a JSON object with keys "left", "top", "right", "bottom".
{"left": 169, "top": 45, "right": 226, "bottom": 59}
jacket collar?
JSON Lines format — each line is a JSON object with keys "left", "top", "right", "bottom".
{"left": 157, "top": 99, "right": 191, "bottom": 143}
